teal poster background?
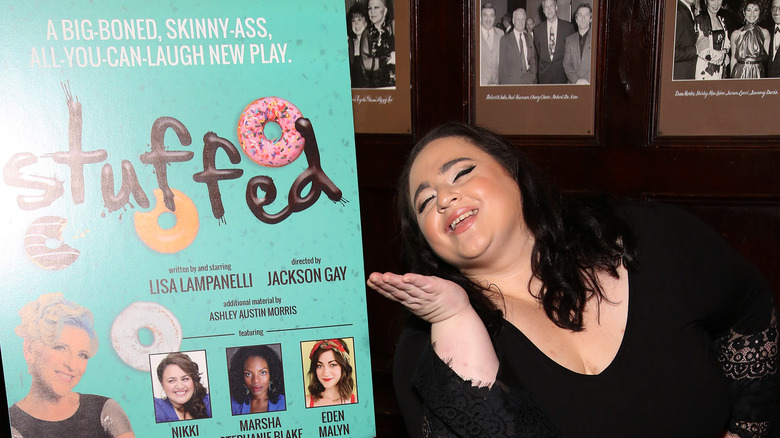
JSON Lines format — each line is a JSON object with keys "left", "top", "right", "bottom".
{"left": 0, "top": 1, "right": 375, "bottom": 436}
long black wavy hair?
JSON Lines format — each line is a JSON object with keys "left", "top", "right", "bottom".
{"left": 228, "top": 345, "right": 285, "bottom": 406}
{"left": 396, "top": 122, "right": 637, "bottom": 333}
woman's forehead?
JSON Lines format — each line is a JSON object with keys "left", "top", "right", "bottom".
{"left": 163, "top": 364, "right": 186, "bottom": 377}
{"left": 410, "top": 138, "right": 487, "bottom": 180}
{"left": 59, "top": 324, "right": 91, "bottom": 343}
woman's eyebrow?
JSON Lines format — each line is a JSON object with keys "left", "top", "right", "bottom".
{"left": 413, "top": 182, "right": 430, "bottom": 206}
{"left": 440, "top": 157, "right": 470, "bottom": 173}
{"left": 412, "top": 157, "right": 471, "bottom": 206}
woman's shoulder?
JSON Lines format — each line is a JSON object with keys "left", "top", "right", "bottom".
{"left": 203, "top": 393, "right": 212, "bottom": 417}
{"left": 269, "top": 393, "right": 286, "bottom": 412}
{"left": 230, "top": 396, "right": 249, "bottom": 414}
{"left": 79, "top": 393, "right": 110, "bottom": 406}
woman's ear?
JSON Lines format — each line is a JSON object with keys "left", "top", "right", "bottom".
{"left": 22, "top": 339, "right": 36, "bottom": 364}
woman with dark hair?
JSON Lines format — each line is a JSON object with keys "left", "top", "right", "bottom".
{"left": 360, "top": 0, "right": 395, "bottom": 88}
{"left": 228, "top": 345, "right": 286, "bottom": 414}
{"left": 729, "top": 0, "right": 770, "bottom": 78}
{"left": 347, "top": 2, "right": 370, "bottom": 88}
{"left": 306, "top": 339, "right": 356, "bottom": 407}
{"left": 694, "top": 0, "right": 731, "bottom": 79}
{"left": 154, "top": 352, "right": 211, "bottom": 422}
{"left": 367, "top": 122, "right": 778, "bottom": 437}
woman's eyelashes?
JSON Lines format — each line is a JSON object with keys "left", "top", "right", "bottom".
{"left": 417, "top": 165, "right": 477, "bottom": 214}
{"left": 418, "top": 195, "right": 434, "bottom": 213}
{"left": 453, "top": 165, "right": 476, "bottom": 181}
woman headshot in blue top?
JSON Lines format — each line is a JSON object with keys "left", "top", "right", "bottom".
{"left": 228, "top": 345, "right": 286, "bottom": 414}
{"left": 153, "top": 352, "right": 212, "bottom": 422}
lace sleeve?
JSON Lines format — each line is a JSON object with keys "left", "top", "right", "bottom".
{"left": 717, "top": 308, "right": 779, "bottom": 437}
{"left": 100, "top": 398, "right": 134, "bottom": 437}
{"left": 412, "top": 341, "right": 557, "bottom": 438}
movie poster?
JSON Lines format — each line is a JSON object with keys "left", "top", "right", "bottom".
{"left": 0, "top": 1, "right": 375, "bottom": 437}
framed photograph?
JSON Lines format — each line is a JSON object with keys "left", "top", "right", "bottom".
{"left": 474, "top": 0, "right": 597, "bottom": 136}
{"left": 656, "top": 0, "right": 780, "bottom": 137}
{"left": 346, "top": 0, "right": 412, "bottom": 134}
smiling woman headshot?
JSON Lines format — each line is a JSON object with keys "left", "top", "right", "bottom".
{"left": 152, "top": 351, "right": 211, "bottom": 422}
{"left": 367, "top": 122, "right": 779, "bottom": 437}
{"left": 9, "top": 292, "right": 135, "bottom": 437}
{"left": 304, "top": 339, "right": 357, "bottom": 407}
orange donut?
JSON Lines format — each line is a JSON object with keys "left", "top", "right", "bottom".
{"left": 134, "top": 188, "right": 199, "bottom": 253}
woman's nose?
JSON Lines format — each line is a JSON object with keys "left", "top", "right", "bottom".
{"left": 436, "top": 191, "right": 460, "bottom": 211}
{"left": 62, "top": 352, "right": 75, "bottom": 369}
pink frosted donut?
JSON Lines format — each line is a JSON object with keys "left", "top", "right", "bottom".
{"left": 238, "top": 97, "right": 305, "bottom": 167}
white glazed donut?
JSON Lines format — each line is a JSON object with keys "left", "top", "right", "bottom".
{"left": 111, "top": 301, "right": 182, "bottom": 371}
{"left": 24, "top": 216, "right": 80, "bottom": 270}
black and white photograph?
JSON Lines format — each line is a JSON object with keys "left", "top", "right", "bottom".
{"left": 474, "top": 0, "right": 599, "bottom": 136}
{"left": 478, "top": 0, "right": 594, "bottom": 86}
{"left": 347, "top": 0, "right": 411, "bottom": 133}
{"left": 346, "top": 0, "right": 396, "bottom": 89}
{"left": 658, "top": 0, "right": 780, "bottom": 136}
{"left": 673, "top": 0, "right": 780, "bottom": 81}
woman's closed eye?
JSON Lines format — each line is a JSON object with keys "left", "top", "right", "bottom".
{"left": 416, "top": 166, "right": 475, "bottom": 214}
{"left": 453, "top": 165, "right": 476, "bottom": 181}
{"left": 418, "top": 195, "right": 434, "bottom": 214}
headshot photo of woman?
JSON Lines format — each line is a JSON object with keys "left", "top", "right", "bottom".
{"left": 151, "top": 351, "right": 212, "bottom": 422}
{"left": 359, "top": 0, "right": 396, "bottom": 88}
{"left": 303, "top": 338, "right": 357, "bottom": 407}
{"left": 8, "top": 292, "right": 135, "bottom": 437}
{"left": 227, "top": 344, "right": 287, "bottom": 414}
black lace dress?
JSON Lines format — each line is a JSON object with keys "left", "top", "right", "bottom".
{"left": 393, "top": 202, "right": 778, "bottom": 437}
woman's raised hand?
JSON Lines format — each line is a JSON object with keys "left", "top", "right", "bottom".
{"left": 366, "top": 272, "right": 470, "bottom": 324}
{"left": 367, "top": 271, "right": 499, "bottom": 385}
